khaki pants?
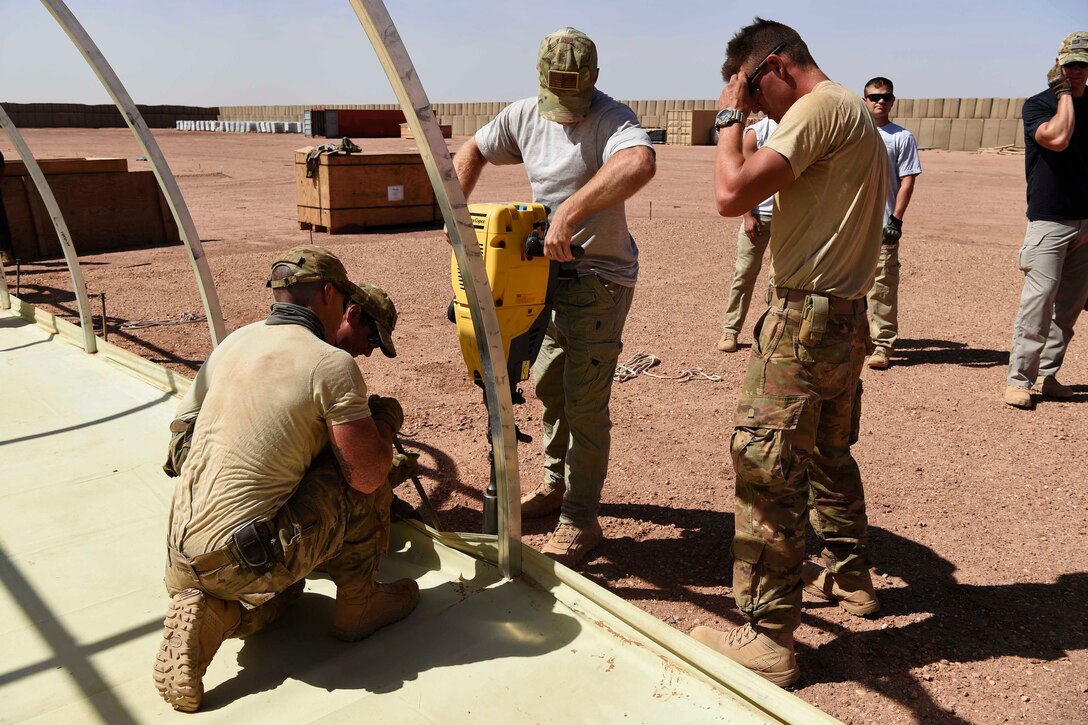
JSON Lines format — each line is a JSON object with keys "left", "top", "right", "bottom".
{"left": 866, "top": 241, "right": 901, "bottom": 352}
{"left": 730, "top": 297, "right": 870, "bottom": 633}
{"left": 1007, "top": 219, "right": 1088, "bottom": 387}
{"left": 721, "top": 215, "right": 772, "bottom": 335}
{"left": 165, "top": 450, "right": 391, "bottom": 636}
{"left": 533, "top": 274, "right": 634, "bottom": 527}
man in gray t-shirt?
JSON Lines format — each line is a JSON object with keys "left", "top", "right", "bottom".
{"left": 861, "top": 77, "right": 922, "bottom": 370}
{"left": 453, "top": 27, "right": 655, "bottom": 567}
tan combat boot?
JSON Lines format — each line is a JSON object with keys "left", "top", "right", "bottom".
{"left": 866, "top": 348, "right": 890, "bottom": 370}
{"left": 332, "top": 578, "right": 420, "bottom": 642}
{"left": 520, "top": 480, "right": 564, "bottom": 519}
{"left": 1003, "top": 385, "right": 1034, "bottom": 409}
{"left": 690, "top": 623, "right": 799, "bottom": 687}
{"left": 541, "top": 519, "right": 603, "bottom": 568}
{"left": 153, "top": 588, "right": 241, "bottom": 713}
{"left": 716, "top": 332, "right": 738, "bottom": 353}
{"left": 802, "top": 561, "right": 880, "bottom": 616}
{"left": 1038, "top": 376, "right": 1074, "bottom": 399}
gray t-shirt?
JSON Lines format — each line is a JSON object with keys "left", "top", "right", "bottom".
{"left": 474, "top": 90, "right": 652, "bottom": 286}
{"left": 877, "top": 122, "right": 922, "bottom": 221}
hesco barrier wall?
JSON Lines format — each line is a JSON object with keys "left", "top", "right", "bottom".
{"left": 3, "top": 98, "right": 1030, "bottom": 151}
{"left": 1, "top": 102, "right": 217, "bottom": 129}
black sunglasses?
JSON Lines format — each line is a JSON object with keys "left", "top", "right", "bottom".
{"left": 865, "top": 93, "right": 894, "bottom": 103}
{"left": 359, "top": 312, "right": 383, "bottom": 350}
{"left": 746, "top": 42, "right": 786, "bottom": 95}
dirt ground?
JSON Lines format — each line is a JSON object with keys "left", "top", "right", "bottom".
{"left": 4, "top": 128, "right": 1087, "bottom": 724}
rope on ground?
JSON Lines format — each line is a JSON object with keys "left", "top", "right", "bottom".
{"left": 121, "top": 312, "right": 208, "bottom": 329}
{"left": 614, "top": 352, "right": 722, "bottom": 384}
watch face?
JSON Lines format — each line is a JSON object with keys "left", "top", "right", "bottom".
{"left": 715, "top": 108, "right": 742, "bottom": 128}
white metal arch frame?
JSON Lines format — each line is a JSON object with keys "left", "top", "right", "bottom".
{"left": 0, "top": 104, "right": 97, "bottom": 353}
{"left": 348, "top": 0, "right": 523, "bottom": 577}
{"left": 39, "top": 0, "right": 226, "bottom": 347}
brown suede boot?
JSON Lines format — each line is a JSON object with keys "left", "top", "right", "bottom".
{"left": 332, "top": 578, "right": 420, "bottom": 642}
{"left": 520, "top": 480, "right": 564, "bottom": 519}
{"left": 540, "top": 520, "right": 603, "bottom": 568}
{"left": 690, "top": 623, "right": 799, "bottom": 687}
{"left": 153, "top": 588, "right": 241, "bottom": 713}
{"left": 802, "top": 561, "right": 880, "bottom": 616}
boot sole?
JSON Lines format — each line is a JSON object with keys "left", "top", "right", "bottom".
{"left": 333, "top": 589, "right": 420, "bottom": 643}
{"left": 153, "top": 589, "right": 206, "bottom": 713}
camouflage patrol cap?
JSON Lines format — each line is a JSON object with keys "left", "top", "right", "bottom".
{"left": 351, "top": 283, "right": 398, "bottom": 358}
{"left": 538, "top": 27, "right": 598, "bottom": 123}
{"left": 1058, "top": 31, "right": 1088, "bottom": 66}
{"left": 268, "top": 244, "right": 359, "bottom": 291}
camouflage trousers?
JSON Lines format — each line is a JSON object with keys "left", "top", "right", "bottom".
{"left": 866, "top": 241, "right": 901, "bottom": 352}
{"left": 730, "top": 294, "right": 870, "bottom": 633}
{"left": 165, "top": 450, "right": 391, "bottom": 637}
{"left": 534, "top": 274, "right": 634, "bottom": 527}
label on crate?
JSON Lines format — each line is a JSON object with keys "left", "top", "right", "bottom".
{"left": 387, "top": 185, "right": 404, "bottom": 201}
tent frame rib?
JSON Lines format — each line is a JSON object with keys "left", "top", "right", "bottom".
{"left": 0, "top": 104, "right": 98, "bottom": 353}
{"left": 39, "top": 0, "right": 226, "bottom": 347}
{"left": 347, "top": 0, "right": 522, "bottom": 578}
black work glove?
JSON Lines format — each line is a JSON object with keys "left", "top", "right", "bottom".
{"left": 368, "top": 394, "right": 404, "bottom": 434}
{"left": 882, "top": 215, "right": 903, "bottom": 245}
{"left": 1048, "top": 64, "right": 1072, "bottom": 98}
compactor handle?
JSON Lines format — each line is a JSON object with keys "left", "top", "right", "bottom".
{"left": 524, "top": 230, "right": 585, "bottom": 260}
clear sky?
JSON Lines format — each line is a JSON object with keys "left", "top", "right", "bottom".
{"left": 1, "top": 0, "right": 1083, "bottom": 106}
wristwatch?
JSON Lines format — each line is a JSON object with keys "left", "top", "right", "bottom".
{"left": 714, "top": 107, "right": 746, "bottom": 130}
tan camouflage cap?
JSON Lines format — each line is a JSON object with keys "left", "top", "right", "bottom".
{"left": 538, "top": 27, "right": 598, "bottom": 123}
{"left": 351, "top": 283, "right": 398, "bottom": 358}
{"left": 1058, "top": 31, "right": 1088, "bottom": 65}
{"left": 268, "top": 244, "right": 363, "bottom": 294}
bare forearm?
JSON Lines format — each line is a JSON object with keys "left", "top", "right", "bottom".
{"left": 892, "top": 175, "right": 917, "bottom": 220}
{"left": 452, "top": 137, "right": 486, "bottom": 200}
{"left": 1035, "top": 97, "right": 1075, "bottom": 151}
{"left": 552, "top": 146, "right": 655, "bottom": 231}
{"left": 714, "top": 124, "right": 750, "bottom": 215}
{"left": 329, "top": 418, "right": 393, "bottom": 495}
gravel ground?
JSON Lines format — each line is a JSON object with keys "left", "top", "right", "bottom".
{"left": 5, "top": 129, "right": 1086, "bottom": 724}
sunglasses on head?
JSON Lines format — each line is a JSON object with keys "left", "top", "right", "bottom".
{"left": 746, "top": 42, "right": 786, "bottom": 95}
{"left": 865, "top": 93, "right": 894, "bottom": 103}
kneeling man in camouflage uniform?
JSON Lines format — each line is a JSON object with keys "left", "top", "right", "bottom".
{"left": 691, "top": 18, "right": 887, "bottom": 686}
{"left": 155, "top": 246, "right": 419, "bottom": 712}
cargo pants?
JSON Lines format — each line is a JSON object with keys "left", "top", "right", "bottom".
{"left": 866, "top": 240, "right": 901, "bottom": 352}
{"left": 534, "top": 273, "right": 634, "bottom": 527}
{"left": 165, "top": 450, "right": 391, "bottom": 637}
{"left": 1007, "top": 219, "right": 1088, "bottom": 388}
{"left": 730, "top": 291, "right": 870, "bottom": 633}
{"left": 722, "top": 215, "right": 772, "bottom": 336}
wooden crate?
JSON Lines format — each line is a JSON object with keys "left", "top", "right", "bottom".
{"left": 3, "top": 157, "right": 128, "bottom": 176}
{"left": 0, "top": 157, "right": 179, "bottom": 260}
{"left": 295, "top": 148, "right": 440, "bottom": 234}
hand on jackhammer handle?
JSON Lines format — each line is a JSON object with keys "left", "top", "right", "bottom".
{"left": 543, "top": 212, "right": 577, "bottom": 263}
{"left": 368, "top": 394, "right": 404, "bottom": 435}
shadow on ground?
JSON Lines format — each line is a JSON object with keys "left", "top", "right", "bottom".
{"left": 892, "top": 338, "right": 1008, "bottom": 368}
